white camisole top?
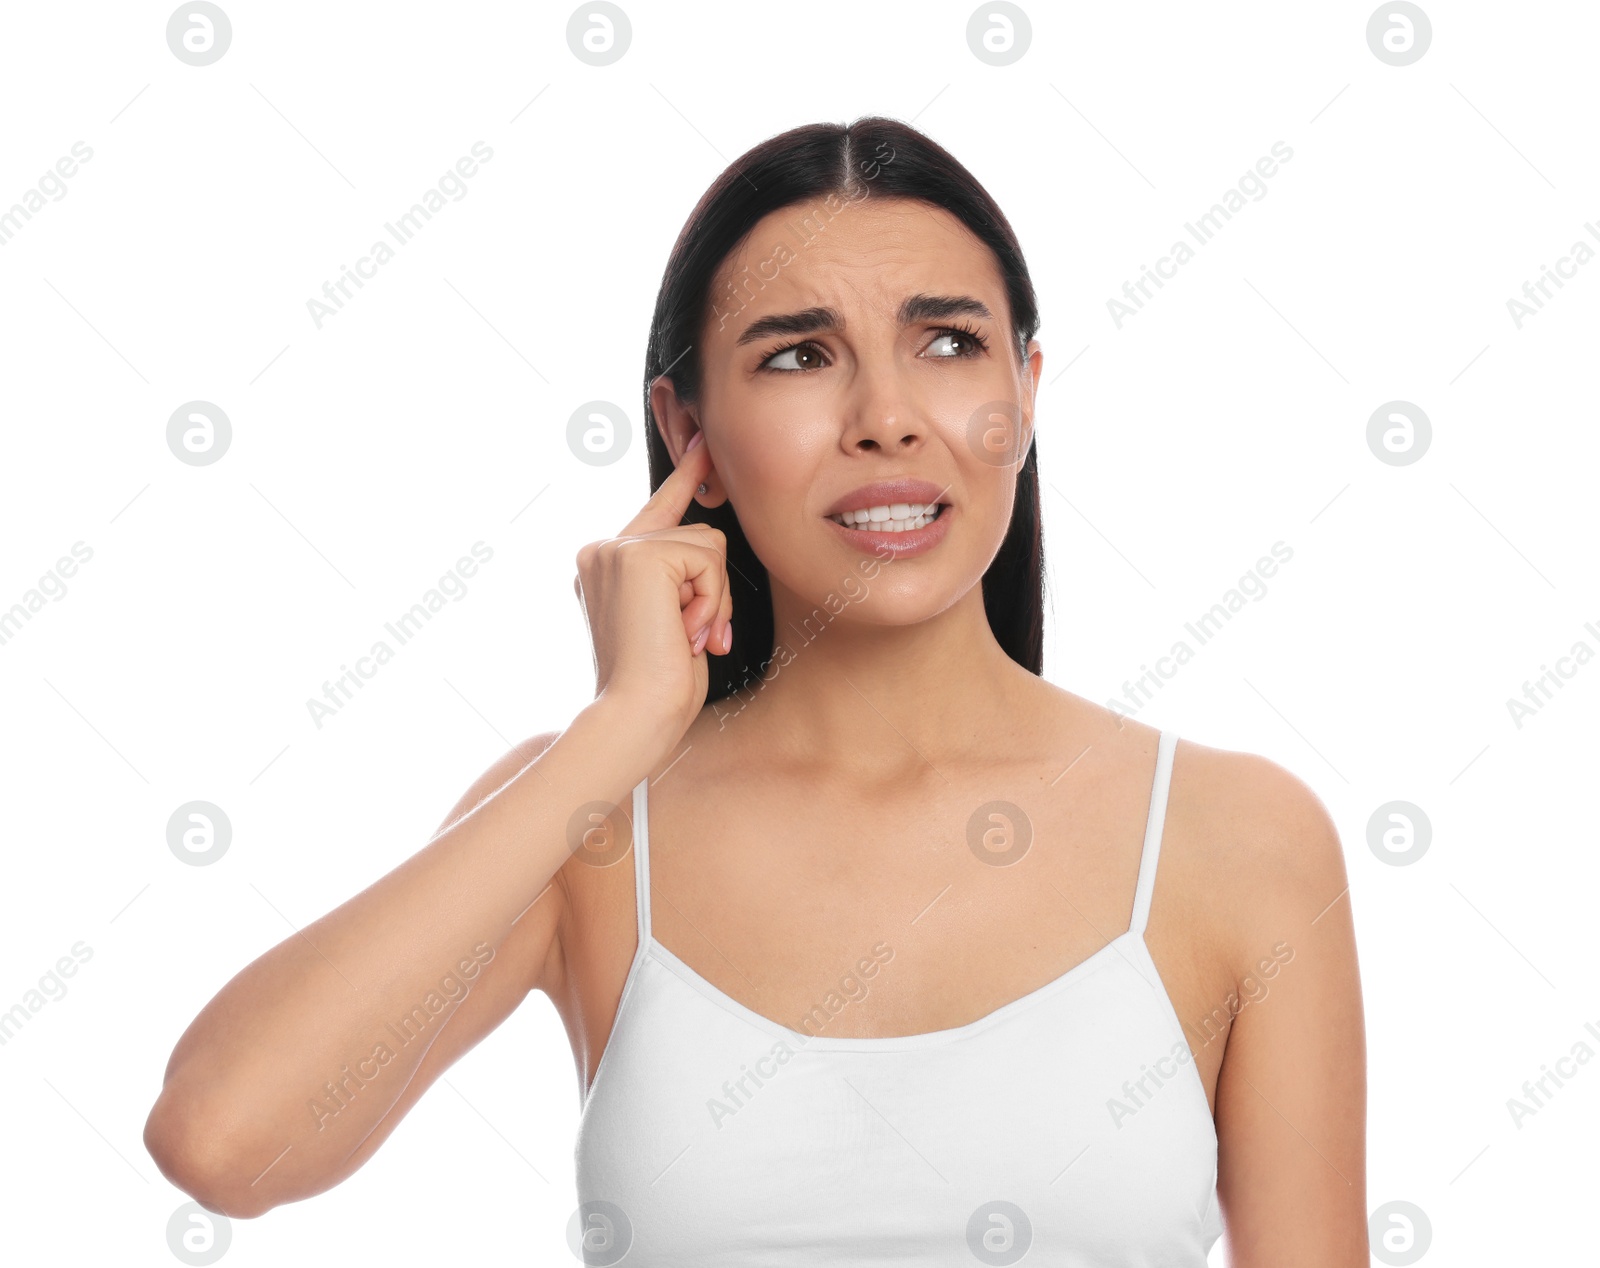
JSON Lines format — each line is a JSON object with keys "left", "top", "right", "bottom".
{"left": 573, "top": 730, "right": 1222, "bottom": 1265}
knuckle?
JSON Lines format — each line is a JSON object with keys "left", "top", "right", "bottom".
{"left": 687, "top": 524, "right": 726, "bottom": 552}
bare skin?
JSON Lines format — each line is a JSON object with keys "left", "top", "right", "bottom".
{"left": 145, "top": 190, "right": 1366, "bottom": 1265}
{"left": 565, "top": 192, "right": 1367, "bottom": 1261}
{"left": 555, "top": 690, "right": 1364, "bottom": 1255}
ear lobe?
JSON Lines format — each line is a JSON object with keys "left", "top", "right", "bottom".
{"left": 693, "top": 463, "right": 727, "bottom": 509}
{"left": 694, "top": 470, "right": 723, "bottom": 507}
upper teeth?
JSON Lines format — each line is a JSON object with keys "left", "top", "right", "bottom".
{"left": 827, "top": 502, "right": 943, "bottom": 531}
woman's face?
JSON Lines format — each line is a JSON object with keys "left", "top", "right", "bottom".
{"left": 657, "top": 194, "right": 1042, "bottom": 625}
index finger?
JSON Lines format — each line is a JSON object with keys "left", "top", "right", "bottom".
{"left": 619, "top": 431, "right": 714, "bottom": 537}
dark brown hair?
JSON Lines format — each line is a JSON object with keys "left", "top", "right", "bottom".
{"left": 642, "top": 115, "right": 1044, "bottom": 706}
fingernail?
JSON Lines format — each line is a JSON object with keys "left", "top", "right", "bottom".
{"left": 686, "top": 431, "right": 704, "bottom": 452}
{"left": 692, "top": 624, "right": 710, "bottom": 653}
{"left": 723, "top": 619, "right": 733, "bottom": 651}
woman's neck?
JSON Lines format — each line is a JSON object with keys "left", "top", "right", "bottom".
{"left": 707, "top": 584, "right": 1038, "bottom": 776}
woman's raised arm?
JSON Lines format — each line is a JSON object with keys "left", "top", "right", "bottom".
{"left": 144, "top": 429, "right": 732, "bottom": 1217}
{"left": 142, "top": 705, "right": 658, "bottom": 1217}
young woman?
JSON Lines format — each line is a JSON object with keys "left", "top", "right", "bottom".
{"left": 145, "top": 117, "right": 1367, "bottom": 1265}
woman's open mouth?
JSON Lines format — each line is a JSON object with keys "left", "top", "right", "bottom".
{"left": 824, "top": 501, "right": 946, "bottom": 533}
{"left": 822, "top": 501, "right": 952, "bottom": 558}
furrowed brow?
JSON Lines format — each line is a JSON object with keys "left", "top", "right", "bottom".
{"left": 734, "top": 294, "right": 995, "bottom": 348}
{"left": 896, "top": 293, "right": 994, "bottom": 325}
{"left": 735, "top": 306, "right": 843, "bottom": 347}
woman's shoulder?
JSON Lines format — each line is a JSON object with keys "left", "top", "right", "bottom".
{"left": 1167, "top": 732, "right": 1344, "bottom": 885}
{"left": 1161, "top": 729, "right": 1350, "bottom": 986}
{"left": 1034, "top": 682, "right": 1348, "bottom": 964}
{"left": 1038, "top": 681, "right": 1341, "bottom": 867}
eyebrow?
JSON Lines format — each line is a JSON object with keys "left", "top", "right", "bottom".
{"left": 734, "top": 293, "right": 995, "bottom": 347}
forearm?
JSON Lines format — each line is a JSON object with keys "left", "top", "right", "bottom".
{"left": 144, "top": 699, "right": 659, "bottom": 1213}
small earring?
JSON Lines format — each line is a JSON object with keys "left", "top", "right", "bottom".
{"left": 697, "top": 482, "right": 708, "bottom": 495}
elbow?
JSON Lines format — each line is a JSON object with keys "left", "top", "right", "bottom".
{"left": 144, "top": 1091, "right": 277, "bottom": 1220}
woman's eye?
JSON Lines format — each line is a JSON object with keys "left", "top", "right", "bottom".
{"left": 761, "top": 328, "right": 985, "bottom": 372}
{"left": 762, "top": 343, "right": 827, "bottom": 372}
{"left": 925, "top": 329, "right": 983, "bottom": 358}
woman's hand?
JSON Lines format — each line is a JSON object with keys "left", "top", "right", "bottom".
{"left": 574, "top": 430, "right": 733, "bottom": 747}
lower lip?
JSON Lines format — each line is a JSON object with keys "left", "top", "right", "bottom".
{"left": 822, "top": 505, "right": 952, "bottom": 558}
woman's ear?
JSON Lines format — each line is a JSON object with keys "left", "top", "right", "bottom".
{"left": 1020, "top": 338, "right": 1043, "bottom": 451}
{"left": 649, "top": 375, "right": 699, "bottom": 465}
{"left": 649, "top": 376, "right": 723, "bottom": 506}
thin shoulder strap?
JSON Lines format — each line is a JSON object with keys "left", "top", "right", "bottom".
{"left": 1128, "top": 731, "right": 1178, "bottom": 937}
{"left": 630, "top": 775, "right": 652, "bottom": 945}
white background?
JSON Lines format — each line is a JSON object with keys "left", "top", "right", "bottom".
{"left": 1, "top": 1, "right": 1596, "bottom": 1263}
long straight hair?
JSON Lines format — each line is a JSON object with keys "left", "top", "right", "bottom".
{"left": 642, "top": 116, "right": 1045, "bottom": 706}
